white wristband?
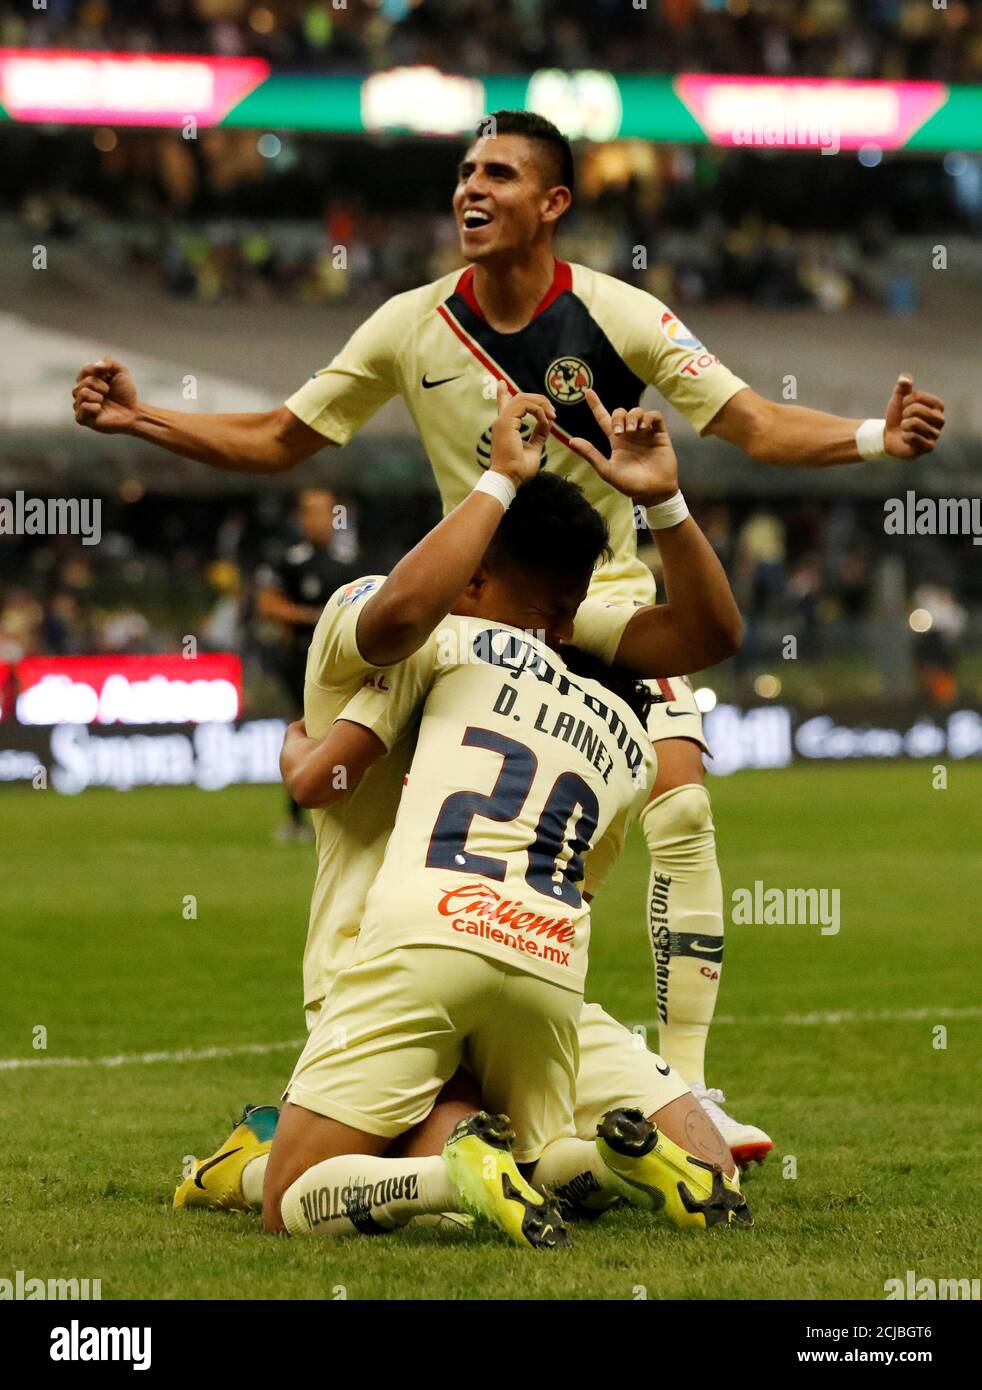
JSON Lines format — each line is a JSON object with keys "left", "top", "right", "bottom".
{"left": 855, "top": 418, "right": 889, "bottom": 461}
{"left": 473, "top": 471, "right": 517, "bottom": 511}
{"left": 644, "top": 491, "right": 689, "bottom": 530}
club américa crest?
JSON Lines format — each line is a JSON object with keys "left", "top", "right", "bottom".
{"left": 545, "top": 356, "right": 593, "bottom": 405}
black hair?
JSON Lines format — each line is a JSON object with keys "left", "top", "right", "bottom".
{"left": 560, "top": 645, "right": 654, "bottom": 728}
{"left": 484, "top": 472, "right": 611, "bottom": 584}
{"left": 477, "top": 110, "right": 575, "bottom": 196}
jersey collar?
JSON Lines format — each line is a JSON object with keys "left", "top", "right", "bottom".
{"left": 454, "top": 260, "right": 572, "bottom": 325}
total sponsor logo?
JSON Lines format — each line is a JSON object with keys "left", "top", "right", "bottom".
{"left": 436, "top": 881, "right": 576, "bottom": 967}
{"left": 659, "top": 309, "right": 703, "bottom": 353}
{"left": 660, "top": 310, "right": 721, "bottom": 379}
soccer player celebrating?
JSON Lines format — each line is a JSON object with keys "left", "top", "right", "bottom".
{"left": 73, "top": 111, "right": 945, "bottom": 1163}
{"left": 250, "top": 385, "right": 747, "bottom": 1244}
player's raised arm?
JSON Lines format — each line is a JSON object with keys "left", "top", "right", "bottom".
{"left": 72, "top": 357, "right": 328, "bottom": 473}
{"left": 354, "top": 382, "right": 554, "bottom": 666}
{"left": 569, "top": 388, "right": 742, "bottom": 677}
{"left": 704, "top": 374, "right": 945, "bottom": 468}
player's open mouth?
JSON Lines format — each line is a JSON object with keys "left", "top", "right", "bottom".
{"left": 462, "top": 209, "right": 493, "bottom": 229}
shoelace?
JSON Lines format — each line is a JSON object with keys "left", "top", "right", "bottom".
{"left": 690, "top": 1084, "right": 735, "bottom": 1130}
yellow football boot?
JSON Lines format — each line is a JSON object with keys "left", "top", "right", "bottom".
{"left": 596, "top": 1107, "right": 753, "bottom": 1231}
{"left": 173, "top": 1104, "right": 279, "bottom": 1212}
{"left": 442, "top": 1111, "right": 570, "bottom": 1249}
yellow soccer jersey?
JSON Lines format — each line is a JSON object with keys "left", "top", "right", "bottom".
{"left": 299, "top": 576, "right": 419, "bottom": 1008}
{"left": 286, "top": 261, "right": 747, "bottom": 610}
{"left": 319, "top": 584, "right": 655, "bottom": 992}
{"left": 299, "top": 575, "right": 638, "bottom": 1007}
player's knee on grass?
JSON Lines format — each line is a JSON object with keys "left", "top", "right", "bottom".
{"left": 262, "top": 1101, "right": 390, "bottom": 1234}
{"left": 649, "top": 1092, "right": 735, "bottom": 1179}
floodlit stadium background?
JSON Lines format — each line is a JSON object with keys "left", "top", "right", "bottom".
{"left": 2, "top": 0, "right": 981, "bottom": 793}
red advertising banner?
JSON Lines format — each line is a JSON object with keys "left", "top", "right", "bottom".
{"left": 12, "top": 654, "right": 242, "bottom": 726}
{"left": 674, "top": 74, "right": 947, "bottom": 151}
{"left": 0, "top": 49, "right": 268, "bottom": 126}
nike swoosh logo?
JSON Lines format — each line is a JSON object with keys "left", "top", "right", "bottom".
{"left": 656, "top": 1062, "right": 672, "bottom": 1076}
{"left": 689, "top": 941, "right": 719, "bottom": 953}
{"left": 421, "top": 374, "right": 462, "bottom": 389}
{"left": 194, "top": 1146, "right": 243, "bottom": 1189}
{"left": 664, "top": 708, "right": 689, "bottom": 717}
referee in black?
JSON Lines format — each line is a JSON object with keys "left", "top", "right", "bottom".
{"left": 256, "top": 487, "right": 360, "bottom": 841}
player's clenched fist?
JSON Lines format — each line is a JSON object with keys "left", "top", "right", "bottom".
{"left": 884, "top": 374, "right": 945, "bottom": 459}
{"left": 488, "top": 379, "right": 555, "bottom": 485}
{"left": 568, "top": 388, "right": 679, "bottom": 506}
{"left": 72, "top": 357, "right": 138, "bottom": 433}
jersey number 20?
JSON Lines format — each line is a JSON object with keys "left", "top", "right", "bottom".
{"left": 425, "top": 726, "right": 599, "bottom": 909}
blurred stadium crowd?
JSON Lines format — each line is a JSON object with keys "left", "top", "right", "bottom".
{"left": 4, "top": 0, "right": 981, "bottom": 314}
{"left": 2, "top": 0, "right": 980, "bottom": 80}
{"left": 1, "top": 488, "right": 975, "bottom": 709}
{"left": 2, "top": 0, "right": 978, "bottom": 714}
{"left": 8, "top": 131, "right": 980, "bottom": 314}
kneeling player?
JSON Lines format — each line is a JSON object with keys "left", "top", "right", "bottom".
{"left": 268, "top": 657, "right": 749, "bottom": 1244}
{"left": 173, "top": 386, "right": 739, "bottom": 1245}
{"left": 264, "top": 393, "right": 746, "bottom": 1244}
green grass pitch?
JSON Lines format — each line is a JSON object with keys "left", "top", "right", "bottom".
{"left": 1, "top": 764, "right": 979, "bottom": 1300}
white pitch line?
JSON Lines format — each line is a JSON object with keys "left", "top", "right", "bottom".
{"left": 0, "top": 1038, "right": 305, "bottom": 1072}
{"left": 2, "top": 1005, "right": 979, "bottom": 1073}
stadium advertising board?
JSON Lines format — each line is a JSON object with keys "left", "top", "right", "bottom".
{"left": 8, "top": 654, "right": 242, "bottom": 726}
{"left": 0, "top": 718, "right": 286, "bottom": 794}
{"left": 0, "top": 707, "right": 979, "bottom": 794}
{"left": 1, "top": 52, "right": 979, "bottom": 151}
{"left": 0, "top": 49, "right": 268, "bottom": 126}
{"left": 703, "top": 705, "right": 982, "bottom": 775}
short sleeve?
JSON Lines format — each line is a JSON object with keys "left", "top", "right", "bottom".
{"left": 284, "top": 295, "right": 407, "bottom": 445}
{"left": 332, "top": 644, "right": 438, "bottom": 751}
{"left": 571, "top": 597, "right": 639, "bottom": 666}
{"left": 304, "top": 575, "right": 388, "bottom": 688}
{"left": 589, "top": 272, "right": 748, "bottom": 435}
